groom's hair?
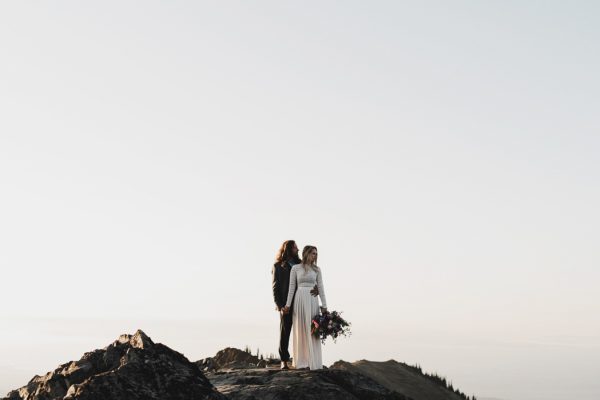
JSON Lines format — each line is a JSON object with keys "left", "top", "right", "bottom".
{"left": 275, "top": 240, "right": 301, "bottom": 264}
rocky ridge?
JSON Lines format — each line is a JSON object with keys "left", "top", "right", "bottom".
{"left": 3, "top": 330, "right": 472, "bottom": 400}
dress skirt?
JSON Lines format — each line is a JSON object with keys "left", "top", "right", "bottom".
{"left": 291, "top": 285, "right": 323, "bottom": 369}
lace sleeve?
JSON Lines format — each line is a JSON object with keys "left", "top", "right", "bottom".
{"left": 317, "top": 267, "right": 327, "bottom": 309}
{"left": 285, "top": 266, "right": 297, "bottom": 308}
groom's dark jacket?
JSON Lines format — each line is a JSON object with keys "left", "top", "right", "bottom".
{"left": 272, "top": 260, "right": 295, "bottom": 310}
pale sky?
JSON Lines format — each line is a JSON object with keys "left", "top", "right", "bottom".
{"left": 1, "top": 2, "right": 599, "bottom": 400}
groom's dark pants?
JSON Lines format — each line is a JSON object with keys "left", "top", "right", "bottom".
{"left": 279, "top": 308, "right": 293, "bottom": 362}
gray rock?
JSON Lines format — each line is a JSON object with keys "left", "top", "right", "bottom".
{"left": 207, "top": 367, "right": 410, "bottom": 400}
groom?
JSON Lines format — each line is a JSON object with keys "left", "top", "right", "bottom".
{"left": 272, "top": 240, "right": 318, "bottom": 369}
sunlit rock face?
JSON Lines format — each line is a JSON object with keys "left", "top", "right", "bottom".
{"left": 2, "top": 330, "right": 225, "bottom": 400}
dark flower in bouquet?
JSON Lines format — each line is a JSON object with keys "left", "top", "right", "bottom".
{"left": 311, "top": 310, "right": 351, "bottom": 344}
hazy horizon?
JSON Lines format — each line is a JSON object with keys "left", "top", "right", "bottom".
{"left": 1, "top": 2, "right": 599, "bottom": 400}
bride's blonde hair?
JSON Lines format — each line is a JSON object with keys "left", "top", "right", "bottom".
{"left": 301, "top": 245, "right": 319, "bottom": 273}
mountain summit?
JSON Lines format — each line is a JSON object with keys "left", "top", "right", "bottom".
{"left": 3, "top": 330, "right": 225, "bottom": 400}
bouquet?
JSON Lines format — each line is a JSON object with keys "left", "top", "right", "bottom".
{"left": 311, "top": 310, "right": 351, "bottom": 344}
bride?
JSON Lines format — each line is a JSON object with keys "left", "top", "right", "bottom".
{"left": 282, "top": 245, "right": 327, "bottom": 370}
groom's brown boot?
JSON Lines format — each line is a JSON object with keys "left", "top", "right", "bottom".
{"left": 281, "top": 361, "right": 289, "bottom": 370}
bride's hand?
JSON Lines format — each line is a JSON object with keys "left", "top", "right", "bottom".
{"left": 320, "top": 307, "right": 328, "bottom": 314}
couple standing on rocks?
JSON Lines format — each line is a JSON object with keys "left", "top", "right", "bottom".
{"left": 271, "top": 240, "right": 328, "bottom": 370}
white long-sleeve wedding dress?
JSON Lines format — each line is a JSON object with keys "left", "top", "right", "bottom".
{"left": 284, "top": 263, "right": 327, "bottom": 370}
